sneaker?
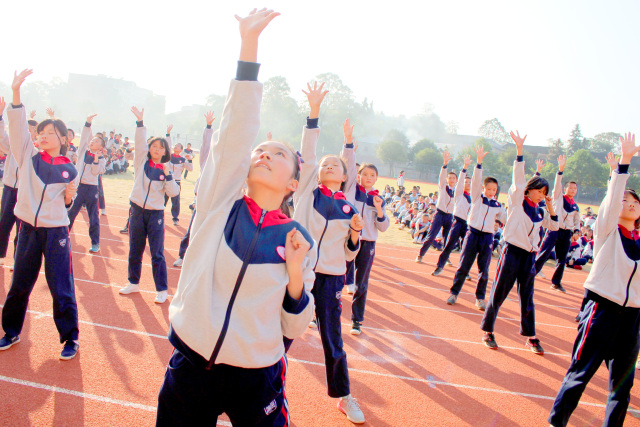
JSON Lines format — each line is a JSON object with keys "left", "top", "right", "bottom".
{"left": 573, "top": 265, "right": 583, "bottom": 270}
{"left": 346, "top": 284, "right": 356, "bottom": 294}
{"left": 119, "top": 227, "right": 128, "bottom": 234}
{"left": 308, "top": 318, "right": 317, "bottom": 329}
{"left": 482, "top": 333, "right": 498, "bottom": 349}
{"left": 465, "top": 275, "right": 472, "bottom": 281}
{"left": 60, "top": 341, "right": 79, "bottom": 360}
{"left": 432, "top": 267, "right": 443, "bottom": 276}
{"left": 188, "top": 203, "right": 195, "bottom": 211}
{"left": 173, "top": 258, "right": 183, "bottom": 267}
{"left": 537, "top": 271, "right": 547, "bottom": 279}
{"left": 445, "top": 259, "right": 453, "bottom": 267}
{"left": 173, "top": 219, "right": 179, "bottom": 226}
{"left": 550, "top": 284, "right": 567, "bottom": 293}
{"left": 89, "top": 244, "right": 100, "bottom": 253}
{"left": 574, "top": 314, "right": 581, "bottom": 323}
{"left": 8, "top": 264, "right": 13, "bottom": 271}
{"left": 100, "top": 209, "right": 107, "bottom": 216}
{"left": 154, "top": 290, "right": 168, "bottom": 304}
{"left": 119, "top": 283, "right": 140, "bottom": 295}
{"left": 0, "top": 335, "right": 20, "bottom": 350}
{"left": 337, "top": 395, "right": 365, "bottom": 424}
{"left": 475, "top": 299, "right": 486, "bottom": 311}
{"left": 446, "top": 294, "right": 457, "bottom": 305}
{"left": 350, "top": 321, "right": 362, "bottom": 335}
{"left": 526, "top": 338, "right": 544, "bottom": 355}
{"left": 415, "top": 256, "right": 423, "bottom": 263}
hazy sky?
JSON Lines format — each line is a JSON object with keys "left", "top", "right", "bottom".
{"left": 2, "top": 0, "right": 638, "bottom": 145}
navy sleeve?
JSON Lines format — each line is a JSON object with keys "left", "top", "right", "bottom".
{"left": 619, "top": 164, "right": 630, "bottom": 174}
{"left": 551, "top": 215, "right": 558, "bottom": 221}
{"left": 206, "top": 124, "right": 212, "bottom": 129}
{"left": 85, "top": 122, "right": 91, "bottom": 128}
{"left": 476, "top": 164, "right": 482, "bottom": 169}
{"left": 516, "top": 155, "right": 524, "bottom": 162}
{"left": 557, "top": 171, "right": 563, "bottom": 176}
{"left": 235, "top": 61, "right": 260, "bottom": 81}
{"left": 136, "top": 120, "right": 144, "bottom": 128}
{"left": 347, "top": 236, "right": 360, "bottom": 252}
{"left": 306, "top": 117, "right": 319, "bottom": 129}
{"left": 282, "top": 290, "right": 310, "bottom": 314}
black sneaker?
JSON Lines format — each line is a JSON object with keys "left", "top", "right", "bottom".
{"left": 188, "top": 203, "right": 195, "bottom": 211}
{"left": 119, "top": 227, "right": 128, "bottom": 234}
{"left": 526, "top": 338, "right": 544, "bottom": 355}
{"left": 482, "top": 333, "right": 498, "bottom": 349}
{"left": 432, "top": 267, "right": 443, "bottom": 276}
{"left": 0, "top": 335, "right": 20, "bottom": 350}
{"left": 350, "top": 321, "right": 362, "bottom": 336}
{"left": 550, "top": 284, "right": 567, "bottom": 293}
{"left": 60, "top": 341, "right": 79, "bottom": 360}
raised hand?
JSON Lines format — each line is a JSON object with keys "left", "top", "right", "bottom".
{"left": 284, "top": 228, "right": 310, "bottom": 268}
{"left": 0, "top": 97, "right": 5, "bottom": 116}
{"left": 354, "top": 139, "right": 359, "bottom": 153}
{"left": 29, "top": 110, "right": 36, "bottom": 119}
{"left": 510, "top": 130, "right": 527, "bottom": 154}
{"left": 620, "top": 132, "right": 639, "bottom": 164}
{"left": 131, "top": 106, "right": 144, "bottom": 121}
{"left": 12, "top": 69, "right": 33, "bottom": 105}
{"left": 342, "top": 118, "right": 354, "bottom": 144}
{"left": 350, "top": 214, "right": 364, "bottom": 232}
{"left": 266, "top": 131, "right": 272, "bottom": 141}
{"left": 462, "top": 154, "right": 472, "bottom": 169}
{"left": 443, "top": 151, "right": 452, "bottom": 166}
{"left": 373, "top": 196, "right": 384, "bottom": 215}
{"left": 474, "top": 145, "right": 489, "bottom": 164}
{"left": 303, "top": 81, "right": 328, "bottom": 119}
{"left": 166, "top": 124, "right": 173, "bottom": 135}
{"left": 606, "top": 152, "right": 617, "bottom": 172}
{"left": 235, "top": 8, "right": 280, "bottom": 40}
{"left": 86, "top": 114, "right": 98, "bottom": 124}
{"left": 204, "top": 111, "right": 216, "bottom": 126}
{"left": 46, "top": 108, "right": 55, "bottom": 118}
{"left": 557, "top": 155, "right": 567, "bottom": 172}
{"left": 535, "top": 159, "right": 545, "bottom": 173}
{"left": 545, "top": 195, "right": 556, "bottom": 215}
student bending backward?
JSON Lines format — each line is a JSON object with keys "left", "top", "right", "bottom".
{"left": 159, "top": 9, "right": 316, "bottom": 426}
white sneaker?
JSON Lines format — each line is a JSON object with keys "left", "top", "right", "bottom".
{"left": 347, "top": 284, "right": 356, "bottom": 294}
{"left": 537, "top": 271, "right": 546, "bottom": 279}
{"left": 119, "top": 283, "right": 140, "bottom": 295}
{"left": 154, "top": 290, "right": 168, "bottom": 304}
{"left": 337, "top": 395, "right": 365, "bottom": 424}
{"left": 173, "top": 258, "right": 183, "bottom": 267}
{"left": 308, "top": 319, "right": 318, "bottom": 329}
{"left": 100, "top": 209, "right": 107, "bottom": 216}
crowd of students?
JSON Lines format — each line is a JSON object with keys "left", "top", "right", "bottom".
{"left": 0, "top": 8, "right": 637, "bottom": 427}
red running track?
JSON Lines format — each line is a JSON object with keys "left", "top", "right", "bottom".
{"left": 0, "top": 203, "right": 638, "bottom": 426}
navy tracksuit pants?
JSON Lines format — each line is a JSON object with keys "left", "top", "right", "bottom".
{"left": 549, "top": 290, "right": 640, "bottom": 427}
{"left": 345, "top": 260, "right": 355, "bottom": 286}
{"left": 450, "top": 228, "right": 493, "bottom": 299}
{"left": 481, "top": 243, "right": 537, "bottom": 337}
{"left": 128, "top": 203, "right": 168, "bottom": 291}
{"left": 2, "top": 223, "right": 78, "bottom": 343}
{"left": 178, "top": 207, "right": 195, "bottom": 260}
{"left": 97, "top": 175, "right": 105, "bottom": 210}
{"left": 419, "top": 210, "right": 452, "bottom": 257}
{"left": 312, "top": 272, "right": 350, "bottom": 398}
{"left": 157, "top": 349, "right": 289, "bottom": 426}
{"left": 0, "top": 185, "right": 19, "bottom": 258}
{"left": 67, "top": 183, "right": 100, "bottom": 245}
{"left": 436, "top": 217, "right": 467, "bottom": 269}
{"left": 164, "top": 181, "right": 181, "bottom": 221}
{"left": 351, "top": 240, "right": 376, "bottom": 324}
{"left": 535, "top": 228, "right": 572, "bottom": 285}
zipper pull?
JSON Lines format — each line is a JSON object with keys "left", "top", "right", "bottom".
{"left": 258, "top": 210, "right": 267, "bottom": 227}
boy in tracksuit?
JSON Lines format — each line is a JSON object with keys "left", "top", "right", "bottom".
{"left": 182, "top": 143, "right": 194, "bottom": 179}
{"left": 416, "top": 151, "right": 456, "bottom": 263}
{"left": 0, "top": 107, "right": 21, "bottom": 266}
{"left": 164, "top": 142, "right": 193, "bottom": 226}
{"left": 67, "top": 115, "right": 106, "bottom": 253}
{"left": 549, "top": 133, "right": 640, "bottom": 427}
{"left": 432, "top": 154, "right": 473, "bottom": 274}
{"left": 444, "top": 145, "right": 506, "bottom": 310}
{"left": 534, "top": 155, "right": 580, "bottom": 293}
{"left": 0, "top": 69, "right": 81, "bottom": 360}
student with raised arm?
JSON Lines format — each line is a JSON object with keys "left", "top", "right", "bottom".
{"left": 480, "top": 131, "right": 558, "bottom": 354}
{"left": 293, "top": 86, "right": 365, "bottom": 424}
{"left": 549, "top": 133, "right": 640, "bottom": 427}
{"left": 432, "top": 154, "right": 472, "bottom": 275}
{"left": 118, "top": 107, "right": 179, "bottom": 304}
{"left": 159, "top": 10, "right": 316, "bottom": 426}
{"left": 67, "top": 114, "right": 106, "bottom": 253}
{"left": 173, "top": 111, "right": 215, "bottom": 268}
{"left": 0, "top": 70, "right": 80, "bottom": 361}
{"left": 534, "top": 155, "right": 580, "bottom": 293}
{"left": 341, "top": 118, "right": 389, "bottom": 337}
{"left": 416, "top": 151, "right": 457, "bottom": 263}
{"left": 164, "top": 126, "right": 193, "bottom": 226}
{"left": 0, "top": 97, "right": 21, "bottom": 268}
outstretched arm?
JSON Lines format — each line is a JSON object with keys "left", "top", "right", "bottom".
{"left": 472, "top": 146, "right": 487, "bottom": 201}
{"left": 439, "top": 151, "right": 452, "bottom": 190}
{"left": 507, "top": 130, "right": 527, "bottom": 209}
{"left": 8, "top": 69, "right": 37, "bottom": 167}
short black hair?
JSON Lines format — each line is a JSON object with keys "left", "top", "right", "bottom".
{"left": 147, "top": 137, "right": 171, "bottom": 163}
{"left": 67, "top": 129, "right": 75, "bottom": 138}
{"left": 525, "top": 176, "right": 550, "bottom": 197}
{"left": 484, "top": 177, "right": 498, "bottom": 187}
{"left": 358, "top": 163, "right": 379, "bottom": 176}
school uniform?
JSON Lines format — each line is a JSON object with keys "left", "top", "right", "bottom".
{"left": 1, "top": 104, "right": 79, "bottom": 344}
{"left": 480, "top": 156, "right": 559, "bottom": 337}
{"left": 341, "top": 143, "right": 390, "bottom": 326}
{"left": 164, "top": 150, "right": 193, "bottom": 222}
{"left": 127, "top": 123, "right": 180, "bottom": 291}
{"left": 182, "top": 147, "right": 194, "bottom": 179}
{"left": 159, "top": 62, "right": 316, "bottom": 426}
{"left": 549, "top": 165, "right": 640, "bottom": 427}
{"left": 67, "top": 123, "right": 106, "bottom": 246}
{"left": 449, "top": 165, "right": 506, "bottom": 299}
{"left": 534, "top": 172, "right": 580, "bottom": 284}
{"left": 0, "top": 118, "right": 20, "bottom": 259}
{"left": 65, "top": 143, "right": 78, "bottom": 163}
{"left": 293, "top": 119, "right": 360, "bottom": 398}
{"left": 436, "top": 168, "right": 471, "bottom": 269}
{"left": 419, "top": 165, "right": 455, "bottom": 257}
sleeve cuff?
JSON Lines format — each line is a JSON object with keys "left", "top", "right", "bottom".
{"left": 136, "top": 120, "right": 144, "bottom": 128}
{"left": 476, "top": 164, "right": 482, "bottom": 169}
{"left": 166, "top": 133, "right": 170, "bottom": 137}
{"left": 282, "top": 290, "right": 309, "bottom": 314}
{"left": 534, "top": 172, "right": 540, "bottom": 176}
{"left": 235, "top": 61, "right": 260, "bottom": 81}
{"left": 618, "top": 164, "right": 630, "bottom": 174}
{"left": 442, "top": 165, "right": 447, "bottom": 169}
{"left": 84, "top": 122, "right": 91, "bottom": 128}
{"left": 557, "top": 171, "right": 563, "bottom": 176}
{"left": 306, "top": 117, "right": 319, "bottom": 129}
{"left": 461, "top": 168, "right": 466, "bottom": 173}
{"left": 550, "top": 215, "right": 558, "bottom": 221}
{"left": 347, "top": 236, "right": 360, "bottom": 252}
{"left": 11, "top": 104, "right": 23, "bottom": 108}
{"left": 165, "top": 174, "right": 174, "bottom": 181}
{"left": 516, "top": 155, "right": 524, "bottom": 162}
{"left": 377, "top": 215, "right": 386, "bottom": 222}
{"left": 345, "top": 143, "right": 354, "bottom": 148}
{"left": 206, "top": 124, "right": 212, "bottom": 129}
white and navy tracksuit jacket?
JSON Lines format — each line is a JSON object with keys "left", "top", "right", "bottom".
{"left": 450, "top": 164, "right": 506, "bottom": 298}
{"left": 164, "top": 152, "right": 193, "bottom": 221}
{"left": 436, "top": 168, "right": 472, "bottom": 269}
{"left": 0, "top": 117, "right": 20, "bottom": 258}
{"left": 2, "top": 104, "right": 79, "bottom": 344}
{"left": 419, "top": 165, "right": 456, "bottom": 256}
{"left": 549, "top": 165, "right": 640, "bottom": 426}
{"left": 480, "top": 156, "right": 559, "bottom": 337}
{"left": 67, "top": 122, "right": 106, "bottom": 245}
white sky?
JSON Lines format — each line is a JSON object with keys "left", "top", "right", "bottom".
{"left": 2, "top": 0, "right": 638, "bottom": 144}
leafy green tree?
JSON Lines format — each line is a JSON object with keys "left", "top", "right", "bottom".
{"left": 591, "top": 132, "right": 622, "bottom": 154}
{"left": 409, "top": 138, "right": 438, "bottom": 158}
{"left": 566, "top": 124, "right": 588, "bottom": 156}
{"left": 414, "top": 146, "right": 443, "bottom": 171}
{"left": 547, "top": 138, "right": 565, "bottom": 159}
{"left": 383, "top": 129, "right": 410, "bottom": 147}
{"left": 260, "top": 76, "right": 303, "bottom": 147}
{"left": 377, "top": 140, "right": 407, "bottom": 175}
{"left": 563, "top": 149, "right": 608, "bottom": 187}
{"left": 478, "top": 118, "right": 510, "bottom": 145}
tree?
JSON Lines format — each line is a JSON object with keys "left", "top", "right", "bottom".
{"left": 478, "top": 118, "right": 510, "bottom": 146}
{"left": 591, "top": 132, "right": 622, "bottom": 154}
{"left": 383, "top": 129, "right": 410, "bottom": 147}
{"left": 409, "top": 138, "right": 438, "bottom": 158}
{"left": 547, "top": 138, "right": 565, "bottom": 159}
{"left": 377, "top": 140, "right": 407, "bottom": 175}
{"left": 414, "top": 146, "right": 442, "bottom": 170}
{"left": 446, "top": 121, "right": 460, "bottom": 135}
{"left": 259, "top": 76, "right": 302, "bottom": 146}
{"left": 566, "top": 124, "right": 588, "bottom": 156}
{"left": 563, "top": 149, "right": 608, "bottom": 188}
